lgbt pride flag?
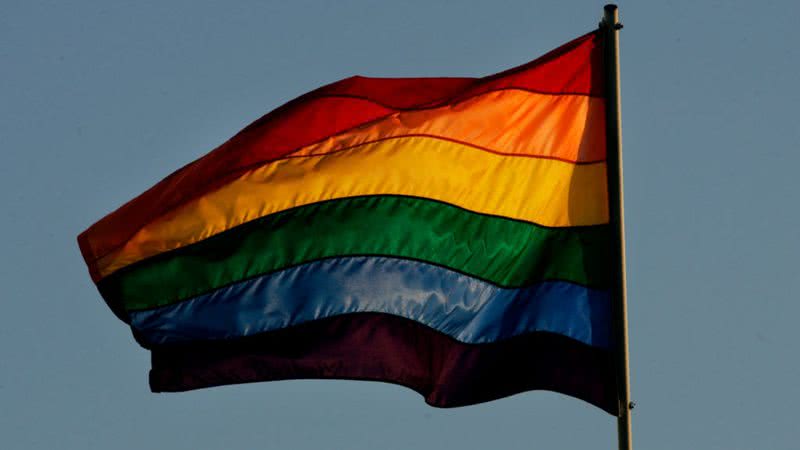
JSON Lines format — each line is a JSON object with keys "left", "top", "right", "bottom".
{"left": 78, "top": 30, "right": 618, "bottom": 414}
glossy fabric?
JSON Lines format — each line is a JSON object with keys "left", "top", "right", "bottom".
{"left": 94, "top": 137, "right": 608, "bottom": 278}
{"left": 130, "top": 256, "right": 611, "bottom": 348}
{"left": 280, "top": 90, "right": 605, "bottom": 164}
{"left": 150, "top": 313, "right": 618, "bottom": 415}
{"left": 102, "top": 196, "right": 611, "bottom": 313}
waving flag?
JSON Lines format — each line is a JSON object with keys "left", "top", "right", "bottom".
{"left": 78, "top": 30, "right": 618, "bottom": 414}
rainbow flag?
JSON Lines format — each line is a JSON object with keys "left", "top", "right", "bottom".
{"left": 78, "top": 30, "right": 617, "bottom": 414}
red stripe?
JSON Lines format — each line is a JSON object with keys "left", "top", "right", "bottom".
{"left": 79, "top": 31, "right": 603, "bottom": 266}
{"left": 148, "top": 312, "right": 617, "bottom": 414}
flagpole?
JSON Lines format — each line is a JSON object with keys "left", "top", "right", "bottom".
{"left": 600, "top": 4, "right": 633, "bottom": 450}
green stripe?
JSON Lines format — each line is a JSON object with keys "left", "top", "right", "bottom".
{"left": 99, "top": 195, "right": 611, "bottom": 312}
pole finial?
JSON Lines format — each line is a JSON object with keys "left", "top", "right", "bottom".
{"left": 602, "top": 4, "right": 623, "bottom": 30}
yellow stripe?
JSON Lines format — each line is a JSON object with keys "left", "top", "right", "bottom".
{"left": 96, "top": 136, "right": 608, "bottom": 278}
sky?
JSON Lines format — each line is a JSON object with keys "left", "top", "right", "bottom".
{"left": 2, "top": 1, "right": 799, "bottom": 449}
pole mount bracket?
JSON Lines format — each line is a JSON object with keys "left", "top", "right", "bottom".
{"left": 599, "top": 22, "right": 624, "bottom": 30}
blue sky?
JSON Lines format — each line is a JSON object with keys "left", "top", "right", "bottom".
{"left": 2, "top": 1, "right": 799, "bottom": 449}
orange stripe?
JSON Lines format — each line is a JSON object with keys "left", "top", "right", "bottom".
{"left": 284, "top": 89, "right": 605, "bottom": 163}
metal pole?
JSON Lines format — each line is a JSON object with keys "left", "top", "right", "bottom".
{"left": 600, "top": 4, "right": 633, "bottom": 450}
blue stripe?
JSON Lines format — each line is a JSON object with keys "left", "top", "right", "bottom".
{"left": 130, "top": 256, "right": 611, "bottom": 348}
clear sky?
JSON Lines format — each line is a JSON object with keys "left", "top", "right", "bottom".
{"left": 2, "top": 1, "right": 799, "bottom": 449}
